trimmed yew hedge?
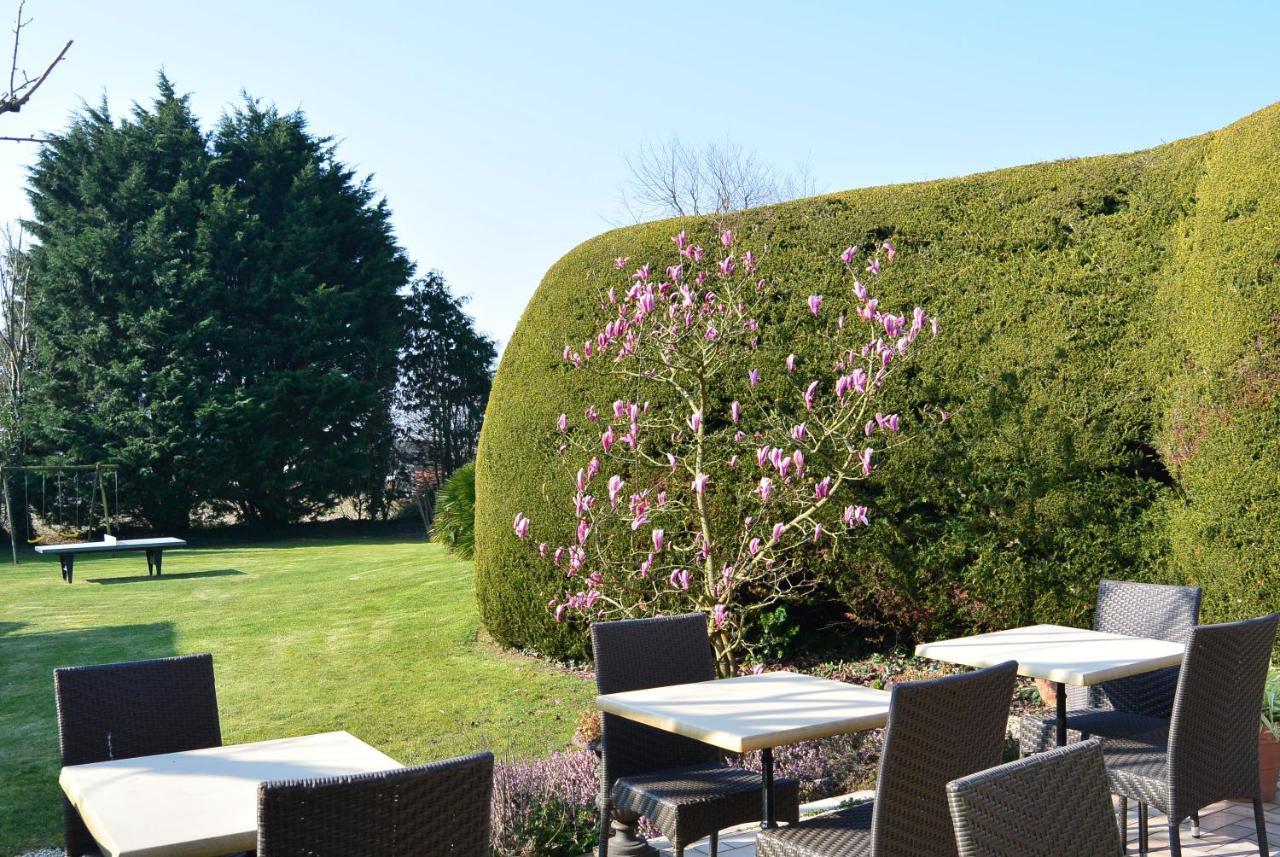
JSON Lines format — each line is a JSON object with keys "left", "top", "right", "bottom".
{"left": 476, "top": 103, "right": 1280, "bottom": 661}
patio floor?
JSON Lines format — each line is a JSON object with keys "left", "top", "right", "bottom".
{"left": 647, "top": 796, "right": 1280, "bottom": 856}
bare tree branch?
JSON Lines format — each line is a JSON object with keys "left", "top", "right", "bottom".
{"left": 617, "top": 136, "right": 822, "bottom": 223}
{"left": 0, "top": 0, "right": 72, "bottom": 130}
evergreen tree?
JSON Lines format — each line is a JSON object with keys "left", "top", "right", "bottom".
{"left": 396, "top": 273, "right": 495, "bottom": 488}
{"left": 25, "top": 77, "right": 412, "bottom": 528}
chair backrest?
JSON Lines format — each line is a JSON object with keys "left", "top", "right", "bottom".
{"left": 592, "top": 614, "right": 721, "bottom": 787}
{"left": 947, "top": 739, "right": 1121, "bottom": 857}
{"left": 870, "top": 661, "right": 1017, "bottom": 857}
{"left": 54, "top": 653, "right": 222, "bottom": 767}
{"left": 257, "top": 751, "right": 494, "bottom": 857}
{"left": 1166, "top": 612, "right": 1279, "bottom": 817}
{"left": 1090, "top": 580, "right": 1202, "bottom": 716}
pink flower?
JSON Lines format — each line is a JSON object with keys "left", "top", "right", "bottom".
{"left": 757, "top": 446, "right": 771, "bottom": 468}
{"left": 613, "top": 256, "right": 629, "bottom": 270}
{"left": 734, "top": 430, "right": 746, "bottom": 443}
{"left": 553, "top": 547, "right": 565, "bottom": 566}
{"left": 607, "top": 475, "right": 625, "bottom": 508}
{"left": 851, "top": 368, "right": 869, "bottom": 394}
{"left": 757, "top": 476, "right": 773, "bottom": 502}
{"left": 815, "top": 477, "right": 831, "bottom": 500}
{"left": 667, "top": 452, "right": 678, "bottom": 471}
{"left": 689, "top": 411, "right": 703, "bottom": 432}
{"left": 865, "top": 419, "right": 876, "bottom": 437}
{"left": 792, "top": 449, "right": 805, "bottom": 476}
{"left": 741, "top": 250, "right": 757, "bottom": 273}
{"left": 713, "top": 604, "right": 728, "bottom": 629}
{"left": 554, "top": 603, "right": 568, "bottom": 622}
{"left": 728, "top": 455, "right": 739, "bottom": 468}
{"left": 652, "top": 529, "right": 665, "bottom": 552}
{"left": 840, "top": 245, "right": 858, "bottom": 265}
{"left": 808, "top": 295, "right": 823, "bottom": 316}
{"left": 749, "top": 537, "right": 762, "bottom": 555}
{"left": 791, "top": 423, "right": 807, "bottom": 441}
{"left": 804, "top": 380, "right": 819, "bottom": 411}
{"left": 601, "top": 426, "right": 615, "bottom": 453}
{"left": 883, "top": 240, "right": 897, "bottom": 261}
{"left": 670, "top": 568, "right": 691, "bottom": 590}
{"left": 718, "top": 256, "right": 735, "bottom": 277}
{"left": 577, "top": 517, "right": 591, "bottom": 544}
{"left": 813, "top": 523, "right": 824, "bottom": 543}
{"left": 586, "top": 405, "right": 599, "bottom": 422}
{"left": 692, "top": 473, "right": 710, "bottom": 495}
{"left": 786, "top": 353, "right": 797, "bottom": 373}
{"left": 748, "top": 368, "right": 761, "bottom": 388}
{"left": 877, "top": 412, "right": 901, "bottom": 433}
{"left": 557, "top": 413, "right": 568, "bottom": 432}
{"left": 853, "top": 279, "right": 868, "bottom": 302}
{"left": 538, "top": 542, "right": 548, "bottom": 557}
{"left": 720, "top": 228, "right": 734, "bottom": 247}
{"left": 513, "top": 513, "right": 530, "bottom": 541}
{"left": 730, "top": 401, "right": 741, "bottom": 424}
{"left": 771, "top": 522, "right": 785, "bottom": 542}
{"left": 587, "top": 457, "right": 601, "bottom": 480}
{"left": 673, "top": 231, "right": 688, "bottom": 251}
{"left": 860, "top": 447, "right": 874, "bottom": 475}
{"left": 867, "top": 258, "right": 881, "bottom": 275}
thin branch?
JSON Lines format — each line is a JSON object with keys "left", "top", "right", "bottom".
{"left": 0, "top": 132, "right": 48, "bottom": 142}
{"left": 0, "top": 36, "right": 70, "bottom": 115}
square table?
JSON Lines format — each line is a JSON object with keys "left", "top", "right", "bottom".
{"left": 596, "top": 670, "right": 892, "bottom": 828}
{"left": 915, "top": 623, "right": 1186, "bottom": 747}
{"left": 59, "top": 730, "right": 401, "bottom": 857}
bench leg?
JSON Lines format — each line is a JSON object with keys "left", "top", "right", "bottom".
{"left": 60, "top": 554, "right": 74, "bottom": 584}
{"left": 146, "top": 549, "right": 164, "bottom": 576}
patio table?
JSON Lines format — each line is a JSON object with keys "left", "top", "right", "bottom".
{"left": 915, "top": 623, "right": 1186, "bottom": 748}
{"left": 59, "top": 730, "right": 401, "bottom": 857}
{"left": 595, "top": 670, "right": 892, "bottom": 829}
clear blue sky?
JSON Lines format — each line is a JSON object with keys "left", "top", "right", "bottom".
{"left": 1, "top": 1, "right": 1277, "bottom": 348}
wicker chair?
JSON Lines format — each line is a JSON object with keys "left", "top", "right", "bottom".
{"left": 1101, "top": 612, "right": 1279, "bottom": 857}
{"left": 257, "top": 751, "right": 493, "bottom": 857}
{"left": 756, "top": 661, "right": 1018, "bottom": 857}
{"left": 1020, "top": 580, "right": 1202, "bottom": 757}
{"left": 54, "top": 653, "right": 223, "bottom": 857}
{"left": 592, "top": 613, "right": 800, "bottom": 857}
{"left": 947, "top": 739, "right": 1122, "bottom": 856}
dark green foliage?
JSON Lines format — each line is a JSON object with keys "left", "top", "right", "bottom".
{"left": 397, "top": 273, "right": 495, "bottom": 487}
{"left": 476, "top": 103, "right": 1280, "bottom": 660}
{"left": 24, "top": 76, "right": 411, "bottom": 528}
{"left": 432, "top": 461, "right": 477, "bottom": 560}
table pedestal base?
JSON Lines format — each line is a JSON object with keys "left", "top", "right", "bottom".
{"left": 606, "top": 812, "right": 659, "bottom": 857}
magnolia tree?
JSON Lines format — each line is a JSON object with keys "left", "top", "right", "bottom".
{"left": 513, "top": 229, "right": 938, "bottom": 675}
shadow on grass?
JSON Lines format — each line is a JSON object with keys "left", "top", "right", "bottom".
{"left": 86, "top": 568, "right": 246, "bottom": 585}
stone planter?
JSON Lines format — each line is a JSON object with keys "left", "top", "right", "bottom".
{"left": 1260, "top": 728, "right": 1280, "bottom": 802}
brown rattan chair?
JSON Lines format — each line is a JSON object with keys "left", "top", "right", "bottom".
{"left": 755, "top": 660, "right": 1018, "bottom": 857}
{"left": 54, "top": 653, "right": 223, "bottom": 857}
{"left": 947, "top": 739, "right": 1122, "bottom": 856}
{"left": 257, "top": 751, "right": 494, "bottom": 857}
{"left": 1101, "top": 612, "right": 1279, "bottom": 856}
{"left": 1020, "top": 580, "right": 1202, "bottom": 756}
{"left": 592, "top": 613, "right": 800, "bottom": 857}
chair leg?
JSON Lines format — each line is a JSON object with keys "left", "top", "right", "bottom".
{"left": 1138, "top": 803, "right": 1148, "bottom": 856}
{"left": 1190, "top": 809, "right": 1200, "bottom": 838}
{"left": 709, "top": 831, "right": 718, "bottom": 857}
{"left": 1117, "top": 795, "right": 1128, "bottom": 852}
{"left": 1167, "top": 819, "right": 1181, "bottom": 857}
{"left": 596, "top": 804, "right": 611, "bottom": 857}
{"left": 1254, "top": 797, "right": 1269, "bottom": 857}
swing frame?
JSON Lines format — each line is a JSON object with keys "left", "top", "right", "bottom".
{"left": 1, "top": 463, "right": 119, "bottom": 565}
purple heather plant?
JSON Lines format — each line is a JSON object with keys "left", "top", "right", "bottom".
{"left": 515, "top": 231, "right": 939, "bottom": 674}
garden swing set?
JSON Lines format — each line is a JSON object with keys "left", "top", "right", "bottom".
{"left": 1, "top": 463, "right": 186, "bottom": 582}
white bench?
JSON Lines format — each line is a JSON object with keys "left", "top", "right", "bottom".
{"left": 35, "top": 537, "right": 187, "bottom": 583}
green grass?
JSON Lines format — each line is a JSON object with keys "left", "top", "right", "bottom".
{"left": 0, "top": 536, "right": 594, "bottom": 854}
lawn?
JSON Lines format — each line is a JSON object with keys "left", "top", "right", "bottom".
{"left": 0, "top": 536, "right": 595, "bottom": 854}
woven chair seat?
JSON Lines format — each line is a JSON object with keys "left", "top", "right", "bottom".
{"left": 756, "top": 801, "right": 873, "bottom": 857}
{"left": 1102, "top": 737, "right": 1172, "bottom": 810}
{"left": 613, "top": 763, "right": 800, "bottom": 847}
{"left": 1018, "top": 709, "right": 1168, "bottom": 756}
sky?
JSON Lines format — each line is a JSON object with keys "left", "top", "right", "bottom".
{"left": 0, "top": 1, "right": 1278, "bottom": 350}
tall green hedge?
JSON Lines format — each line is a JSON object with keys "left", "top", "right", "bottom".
{"left": 476, "top": 104, "right": 1280, "bottom": 661}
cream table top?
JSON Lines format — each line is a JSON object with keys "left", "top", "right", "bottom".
{"left": 915, "top": 623, "right": 1186, "bottom": 686}
{"left": 596, "top": 670, "right": 892, "bottom": 753}
{"left": 59, "top": 730, "right": 401, "bottom": 857}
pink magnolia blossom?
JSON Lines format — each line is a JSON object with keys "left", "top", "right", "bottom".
{"left": 577, "top": 517, "right": 591, "bottom": 545}
{"left": 713, "top": 604, "right": 728, "bottom": 629}
{"left": 749, "top": 537, "right": 762, "bottom": 555}
{"left": 613, "top": 399, "right": 627, "bottom": 419}
{"left": 638, "top": 553, "right": 654, "bottom": 577}
{"left": 689, "top": 411, "right": 703, "bottom": 432}
{"left": 692, "top": 473, "right": 710, "bottom": 495}
{"left": 720, "top": 229, "right": 734, "bottom": 247}
{"left": 538, "top": 542, "right": 548, "bottom": 558}
{"left": 791, "top": 423, "right": 807, "bottom": 441}
{"left": 557, "top": 413, "right": 568, "bottom": 432}
{"left": 792, "top": 449, "right": 805, "bottom": 476}
{"left": 586, "top": 405, "right": 599, "bottom": 422}
{"left": 587, "top": 457, "right": 601, "bottom": 480}
{"left": 718, "top": 256, "right": 735, "bottom": 277}
{"left": 785, "top": 353, "right": 797, "bottom": 373}
{"left": 757, "top": 476, "right": 773, "bottom": 502}
{"left": 771, "top": 522, "right": 785, "bottom": 542}
{"left": 730, "top": 401, "right": 741, "bottom": 424}
{"left": 860, "top": 447, "right": 874, "bottom": 475}
{"left": 808, "top": 294, "right": 823, "bottom": 316}
{"left": 840, "top": 246, "right": 858, "bottom": 265}
{"left": 513, "top": 513, "right": 530, "bottom": 541}
{"left": 613, "top": 256, "right": 629, "bottom": 270}
{"left": 672, "top": 231, "right": 688, "bottom": 251}
{"left": 601, "top": 426, "right": 616, "bottom": 453}
{"left": 815, "top": 477, "right": 832, "bottom": 500}
{"left": 670, "top": 568, "right": 691, "bottom": 590}
{"left": 607, "top": 475, "right": 625, "bottom": 508}
{"left": 804, "top": 380, "right": 819, "bottom": 411}
{"left": 652, "top": 529, "right": 665, "bottom": 552}
{"left": 884, "top": 240, "right": 897, "bottom": 261}
{"left": 554, "top": 603, "right": 568, "bottom": 622}
{"left": 728, "top": 455, "right": 739, "bottom": 468}
{"left": 813, "top": 523, "right": 824, "bottom": 543}
{"left": 757, "top": 446, "right": 770, "bottom": 468}
{"left": 748, "top": 368, "right": 761, "bottom": 388}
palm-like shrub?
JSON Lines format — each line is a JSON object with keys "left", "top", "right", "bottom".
{"left": 432, "top": 462, "right": 477, "bottom": 559}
